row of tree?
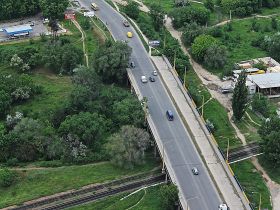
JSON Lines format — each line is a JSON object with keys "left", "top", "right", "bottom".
{"left": 0, "top": 0, "right": 68, "bottom": 21}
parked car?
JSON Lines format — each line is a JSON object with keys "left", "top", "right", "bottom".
{"left": 141, "top": 76, "right": 148, "bottom": 83}
{"left": 152, "top": 70, "right": 158, "bottom": 76}
{"left": 149, "top": 76, "right": 155, "bottom": 82}
{"left": 123, "top": 20, "right": 130, "bottom": 27}
{"left": 192, "top": 167, "right": 199, "bottom": 175}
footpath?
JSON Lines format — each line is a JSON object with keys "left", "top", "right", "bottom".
{"left": 151, "top": 56, "right": 249, "bottom": 210}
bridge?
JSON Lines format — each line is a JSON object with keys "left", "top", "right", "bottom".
{"left": 78, "top": 0, "right": 250, "bottom": 209}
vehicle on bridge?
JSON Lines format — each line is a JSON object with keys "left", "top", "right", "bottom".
{"left": 123, "top": 20, "right": 129, "bottom": 27}
{"left": 91, "top": 3, "right": 99, "bottom": 11}
{"left": 127, "top": 31, "right": 133, "bottom": 38}
{"left": 141, "top": 76, "right": 148, "bottom": 83}
{"left": 166, "top": 110, "right": 174, "bottom": 121}
{"left": 149, "top": 76, "right": 155, "bottom": 82}
{"left": 219, "top": 203, "right": 229, "bottom": 210}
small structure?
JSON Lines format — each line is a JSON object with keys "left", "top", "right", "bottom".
{"left": 248, "top": 73, "right": 280, "bottom": 97}
{"left": 3, "top": 24, "right": 33, "bottom": 38}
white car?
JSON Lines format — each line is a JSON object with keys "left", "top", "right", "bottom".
{"left": 141, "top": 76, "right": 148, "bottom": 83}
{"left": 218, "top": 204, "right": 229, "bottom": 210}
{"left": 152, "top": 70, "right": 158, "bottom": 76}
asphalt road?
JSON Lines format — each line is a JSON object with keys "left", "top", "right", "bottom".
{"left": 78, "top": 0, "right": 222, "bottom": 209}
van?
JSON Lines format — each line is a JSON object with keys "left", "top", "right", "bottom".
{"left": 91, "top": 3, "right": 99, "bottom": 11}
{"left": 166, "top": 110, "right": 174, "bottom": 121}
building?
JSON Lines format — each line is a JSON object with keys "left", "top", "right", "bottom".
{"left": 248, "top": 73, "right": 280, "bottom": 97}
{"left": 3, "top": 24, "right": 33, "bottom": 38}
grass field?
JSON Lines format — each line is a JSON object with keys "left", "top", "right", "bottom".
{"left": 219, "top": 18, "right": 271, "bottom": 67}
{"left": 0, "top": 156, "right": 159, "bottom": 208}
{"left": 69, "top": 184, "right": 164, "bottom": 210}
{"left": 231, "top": 160, "right": 272, "bottom": 210}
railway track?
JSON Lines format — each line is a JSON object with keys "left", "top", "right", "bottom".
{"left": 10, "top": 172, "right": 165, "bottom": 210}
{"left": 228, "top": 142, "right": 261, "bottom": 163}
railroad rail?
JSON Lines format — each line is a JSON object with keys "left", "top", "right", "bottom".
{"left": 228, "top": 143, "right": 262, "bottom": 164}
{"left": 10, "top": 171, "right": 164, "bottom": 210}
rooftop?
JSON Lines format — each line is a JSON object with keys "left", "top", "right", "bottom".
{"left": 248, "top": 73, "right": 280, "bottom": 89}
{"left": 3, "top": 24, "right": 33, "bottom": 35}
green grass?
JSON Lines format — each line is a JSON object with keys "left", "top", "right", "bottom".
{"left": 69, "top": 184, "right": 164, "bottom": 210}
{"left": 219, "top": 18, "right": 271, "bottom": 67}
{"left": 12, "top": 69, "right": 72, "bottom": 120}
{"left": 236, "top": 110, "right": 262, "bottom": 143}
{"left": 258, "top": 157, "right": 280, "bottom": 184}
{"left": 231, "top": 160, "right": 272, "bottom": 210}
{"left": 0, "top": 157, "right": 159, "bottom": 208}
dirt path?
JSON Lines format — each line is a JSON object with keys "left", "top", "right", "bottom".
{"left": 71, "top": 19, "right": 89, "bottom": 67}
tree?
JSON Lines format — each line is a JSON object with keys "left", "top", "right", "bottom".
{"left": 39, "top": 0, "right": 68, "bottom": 20}
{"left": 258, "top": 116, "right": 280, "bottom": 139}
{"left": 232, "top": 71, "right": 248, "bottom": 121}
{"left": 150, "top": 3, "right": 164, "bottom": 31}
{"left": 271, "top": 17, "right": 278, "bottom": 30}
{"left": 160, "top": 184, "right": 179, "bottom": 210}
{"left": 105, "top": 125, "right": 150, "bottom": 169}
{"left": 59, "top": 112, "right": 108, "bottom": 149}
{"left": 4, "top": 118, "right": 48, "bottom": 161}
{"left": 0, "top": 0, "right": 40, "bottom": 21}
{"left": 169, "top": 6, "right": 210, "bottom": 28}
{"left": 0, "top": 168, "right": 18, "bottom": 187}
{"left": 191, "top": 35, "right": 218, "bottom": 61}
{"left": 205, "top": 0, "right": 215, "bottom": 11}
{"left": 61, "top": 134, "right": 87, "bottom": 163}
{"left": 124, "top": 1, "right": 140, "bottom": 20}
{"left": 72, "top": 66, "right": 101, "bottom": 93}
{"left": 260, "top": 131, "right": 280, "bottom": 167}
{"left": 61, "top": 44, "right": 83, "bottom": 74}
{"left": 92, "top": 41, "right": 132, "bottom": 84}
{"left": 267, "top": 33, "right": 280, "bottom": 60}
{"left": 204, "top": 44, "right": 228, "bottom": 69}
{"left": 0, "top": 90, "right": 11, "bottom": 118}
{"left": 251, "top": 93, "right": 269, "bottom": 117}
{"left": 69, "top": 85, "right": 95, "bottom": 111}
{"left": 182, "top": 22, "right": 205, "bottom": 46}
{"left": 112, "top": 97, "right": 145, "bottom": 128}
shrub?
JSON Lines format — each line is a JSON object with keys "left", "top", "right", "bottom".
{"left": 0, "top": 168, "right": 18, "bottom": 187}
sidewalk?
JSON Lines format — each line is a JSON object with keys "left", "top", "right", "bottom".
{"left": 151, "top": 56, "right": 249, "bottom": 210}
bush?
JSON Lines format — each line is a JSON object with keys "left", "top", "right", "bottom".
{"left": 0, "top": 168, "right": 18, "bottom": 187}
{"left": 169, "top": 6, "right": 210, "bottom": 28}
{"left": 6, "top": 158, "right": 19, "bottom": 167}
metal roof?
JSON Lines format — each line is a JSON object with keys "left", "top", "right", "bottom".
{"left": 3, "top": 24, "right": 32, "bottom": 35}
{"left": 248, "top": 73, "right": 280, "bottom": 89}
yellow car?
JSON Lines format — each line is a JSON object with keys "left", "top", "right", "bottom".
{"left": 127, "top": 31, "right": 133, "bottom": 38}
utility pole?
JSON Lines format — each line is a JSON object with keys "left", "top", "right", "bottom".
{"left": 183, "top": 66, "right": 187, "bottom": 87}
{"left": 258, "top": 193, "right": 262, "bottom": 210}
{"left": 173, "top": 50, "right": 177, "bottom": 70}
{"left": 230, "top": 10, "right": 232, "bottom": 20}
{"left": 226, "top": 138, "right": 230, "bottom": 163}
{"left": 201, "top": 94, "right": 204, "bottom": 118}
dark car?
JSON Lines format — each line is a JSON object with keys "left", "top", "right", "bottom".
{"left": 149, "top": 77, "right": 155, "bottom": 82}
{"left": 130, "top": 61, "right": 135, "bottom": 68}
{"left": 166, "top": 110, "right": 174, "bottom": 121}
{"left": 123, "top": 20, "right": 130, "bottom": 27}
